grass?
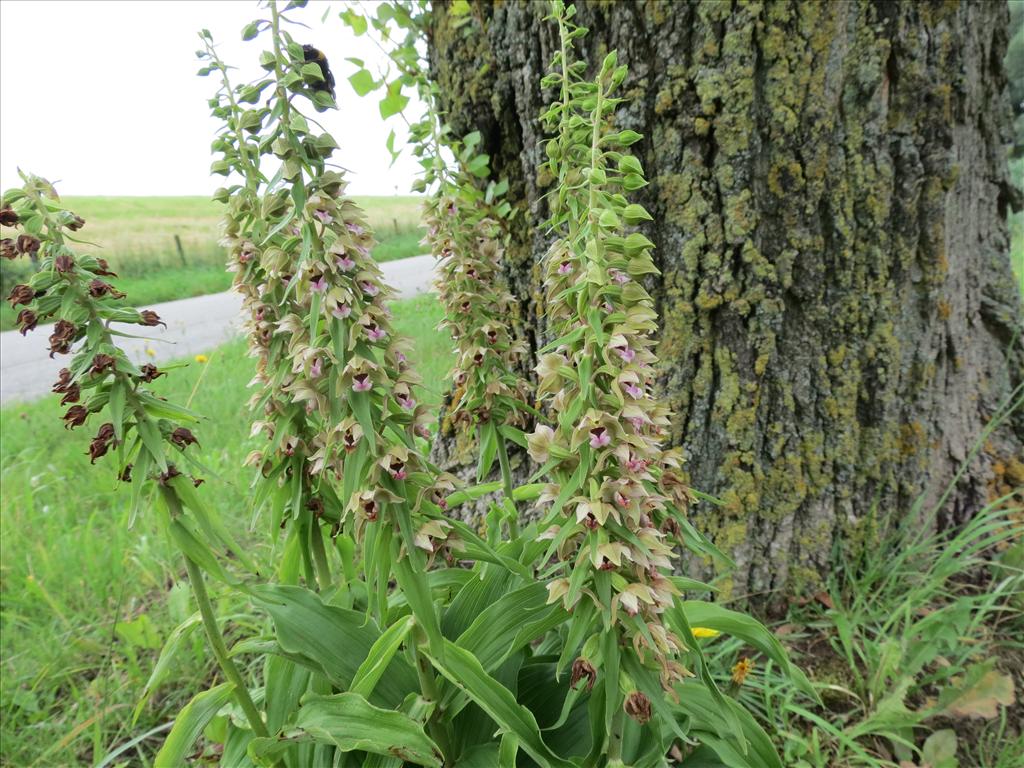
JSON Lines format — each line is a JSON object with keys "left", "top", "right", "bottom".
{"left": 0, "top": 195, "right": 425, "bottom": 330}
{"left": 0, "top": 294, "right": 448, "bottom": 767}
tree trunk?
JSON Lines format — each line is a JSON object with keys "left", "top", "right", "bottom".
{"left": 428, "top": 0, "right": 1024, "bottom": 602}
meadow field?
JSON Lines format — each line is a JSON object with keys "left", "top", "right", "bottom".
{"left": 0, "top": 195, "right": 424, "bottom": 330}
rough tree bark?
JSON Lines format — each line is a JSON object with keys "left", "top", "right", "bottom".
{"left": 428, "top": 0, "right": 1024, "bottom": 602}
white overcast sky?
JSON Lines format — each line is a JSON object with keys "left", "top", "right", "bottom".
{"left": 0, "top": 0, "right": 420, "bottom": 196}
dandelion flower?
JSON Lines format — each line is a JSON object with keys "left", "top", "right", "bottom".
{"left": 731, "top": 657, "right": 754, "bottom": 685}
{"left": 145, "top": 347, "right": 156, "bottom": 357}
{"left": 194, "top": 354, "right": 208, "bottom": 364}
{"left": 691, "top": 627, "right": 720, "bottom": 639}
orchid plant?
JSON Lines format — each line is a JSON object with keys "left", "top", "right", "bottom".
{"left": 7, "top": 1, "right": 813, "bottom": 765}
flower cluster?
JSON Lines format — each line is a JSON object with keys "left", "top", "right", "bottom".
{"left": 1, "top": 175, "right": 201, "bottom": 488}
{"left": 201, "top": 9, "right": 456, "bottom": 577}
{"left": 426, "top": 187, "right": 530, "bottom": 430}
{"left": 530, "top": 4, "right": 698, "bottom": 698}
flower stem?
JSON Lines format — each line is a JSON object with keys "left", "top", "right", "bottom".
{"left": 410, "top": 624, "right": 452, "bottom": 760}
{"left": 166, "top": 492, "right": 267, "bottom": 738}
{"left": 607, "top": 706, "right": 625, "bottom": 763}
{"left": 496, "top": 434, "right": 520, "bottom": 538}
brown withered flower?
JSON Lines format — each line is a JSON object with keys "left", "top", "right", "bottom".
{"left": 59, "top": 383, "right": 81, "bottom": 405}
{"left": 52, "top": 368, "right": 73, "bottom": 393}
{"left": 89, "top": 353, "right": 116, "bottom": 375}
{"left": 88, "top": 279, "right": 125, "bottom": 299}
{"left": 624, "top": 691, "right": 652, "bottom": 724}
{"left": 63, "top": 405, "right": 89, "bottom": 429}
{"left": 570, "top": 658, "right": 597, "bottom": 692}
{"left": 88, "top": 423, "right": 116, "bottom": 463}
{"left": 6, "top": 284, "right": 35, "bottom": 307}
{"left": 139, "top": 310, "right": 165, "bottom": 327}
{"left": 170, "top": 427, "right": 198, "bottom": 449}
{"left": 16, "top": 309, "right": 37, "bottom": 335}
{"left": 119, "top": 464, "right": 133, "bottom": 482}
{"left": 157, "top": 466, "right": 182, "bottom": 485}
{"left": 54, "top": 253, "right": 74, "bottom": 273}
{"left": 16, "top": 234, "right": 40, "bottom": 255}
{"left": 48, "top": 320, "right": 77, "bottom": 357}
{"left": 139, "top": 364, "right": 165, "bottom": 382}
{"left": 1, "top": 238, "right": 16, "bottom": 259}
{"left": 67, "top": 215, "right": 85, "bottom": 231}
{"left": 0, "top": 206, "right": 18, "bottom": 226}
{"left": 94, "top": 258, "right": 117, "bottom": 277}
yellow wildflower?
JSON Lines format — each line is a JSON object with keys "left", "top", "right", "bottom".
{"left": 194, "top": 354, "right": 209, "bottom": 364}
{"left": 144, "top": 347, "right": 156, "bottom": 357}
{"left": 731, "top": 657, "right": 754, "bottom": 685}
{"left": 691, "top": 627, "right": 720, "bottom": 639}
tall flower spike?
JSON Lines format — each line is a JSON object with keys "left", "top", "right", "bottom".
{"left": 530, "top": 1, "right": 727, "bottom": 732}
{"left": 201, "top": 4, "right": 456, "bottom": 597}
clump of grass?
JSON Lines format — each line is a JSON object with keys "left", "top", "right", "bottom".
{"left": 0, "top": 295, "right": 447, "bottom": 766}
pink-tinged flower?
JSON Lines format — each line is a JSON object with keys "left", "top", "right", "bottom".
{"left": 557, "top": 260, "right": 573, "bottom": 275}
{"left": 238, "top": 249, "right": 254, "bottom": 264}
{"left": 310, "top": 275, "right": 328, "bottom": 293}
{"left": 604, "top": 301, "right": 615, "bottom": 313}
{"left": 310, "top": 357, "right": 322, "bottom": 378}
{"left": 446, "top": 202, "right": 456, "bottom": 215}
{"left": 352, "top": 373, "right": 372, "bottom": 392}
{"left": 289, "top": 225, "right": 301, "bottom": 236}
{"left": 614, "top": 492, "right": 629, "bottom": 507}
{"left": 624, "top": 453, "right": 647, "bottom": 473}
{"left": 314, "top": 209, "right": 332, "bottom": 223}
{"left": 615, "top": 345, "right": 635, "bottom": 363}
{"left": 396, "top": 393, "right": 416, "bottom": 410}
{"left": 610, "top": 268, "right": 629, "bottom": 285}
{"left": 589, "top": 427, "right": 611, "bottom": 449}
{"left": 336, "top": 255, "right": 355, "bottom": 271}
{"left": 395, "top": 350, "right": 407, "bottom": 364}
{"left": 332, "top": 304, "right": 352, "bottom": 319}
{"left": 623, "top": 382, "right": 643, "bottom": 399}
{"left": 364, "top": 323, "right": 387, "bottom": 342}
{"left": 346, "top": 222, "right": 365, "bottom": 236}
{"left": 360, "top": 281, "right": 379, "bottom": 297}
{"left": 415, "top": 423, "right": 431, "bottom": 439}
{"left": 356, "top": 244, "right": 370, "bottom": 257}
{"left": 629, "top": 416, "right": 645, "bottom": 431}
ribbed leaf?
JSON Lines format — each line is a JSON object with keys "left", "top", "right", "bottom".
{"left": 295, "top": 692, "right": 443, "bottom": 767}
{"left": 672, "top": 681, "right": 783, "bottom": 768}
{"left": 133, "top": 613, "right": 201, "bottom": 724}
{"left": 424, "top": 640, "right": 573, "bottom": 768}
{"left": 350, "top": 615, "right": 415, "bottom": 698}
{"left": 155, "top": 683, "right": 234, "bottom": 766}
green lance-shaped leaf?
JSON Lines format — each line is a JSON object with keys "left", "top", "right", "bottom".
{"left": 350, "top": 615, "right": 415, "bottom": 699}
{"left": 294, "top": 692, "right": 443, "bottom": 767}
{"left": 155, "top": 683, "right": 235, "bottom": 766}
{"left": 133, "top": 612, "right": 202, "bottom": 724}
{"left": 674, "top": 601, "right": 818, "bottom": 701}
{"left": 424, "top": 639, "right": 574, "bottom": 768}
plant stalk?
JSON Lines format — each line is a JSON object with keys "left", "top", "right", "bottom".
{"left": 182, "top": 553, "right": 268, "bottom": 738}
{"left": 410, "top": 625, "right": 452, "bottom": 761}
{"left": 496, "top": 434, "right": 520, "bottom": 538}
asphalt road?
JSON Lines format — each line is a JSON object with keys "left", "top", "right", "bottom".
{"left": 0, "top": 254, "right": 436, "bottom": 405}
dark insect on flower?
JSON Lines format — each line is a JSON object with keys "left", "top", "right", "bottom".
{"left": 54, "top": 253, "right": 75, "bottom": 273}
{"left": 63, "top": 405, "right": 89, "bottom": 429}
{"left": 570, "top": 658, "right": 597, "bottom": 692}
{"left": 16, "top": 309, "right": 37, "bottom": 335}
{"left": 48, "top": 320, "right": 77, "bottom": 357}
{"left": 16, "top": 234, "right": 40, "bottom": 255}
{"left": 88, "top": 423, "right": 116, "bottom": 463}
{"left": 139, "top": 310, "right": 166, "bottom": 327}
{"left": 88, "top": 279, "right": 125, "bottom": 299}
{"left": 192, "top": 476, "right": 205, "bottom": 488}
{"left": 170, "top": 427, "right": 198, "bottom": 449}
{"left": 6, "top": 283, "right": 35, "bottom": 307}
{"left": 624, "top": 691, "right": 652, "bottom": 725}
{"left": 89, "top": 353, "right": 116, "bottom": 375}
{"left": 139, "top": 364, "right": 165, "bottom": 382}
{"left": 1, "top": 238, "right": 16, "bottom": 259}
{"left": 302, "top": 44, "right": 336, "bottom": 98}
{"left": 0, "top": 206, "right": 18, "bottom": 226}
